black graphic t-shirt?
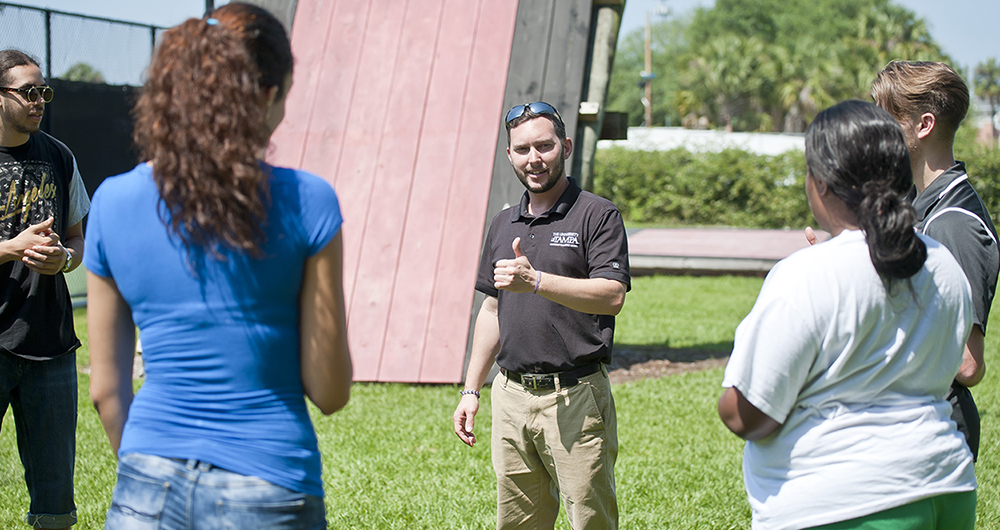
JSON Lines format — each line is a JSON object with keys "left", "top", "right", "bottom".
{"left": 0, "top": 132, "right": 80, "bottom": 360}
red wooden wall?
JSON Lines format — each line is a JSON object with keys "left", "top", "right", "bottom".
{"left": 267, "top": 0, "right": 519, "bottom": 382}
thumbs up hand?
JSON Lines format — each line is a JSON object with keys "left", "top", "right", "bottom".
{"left": 494, "top": 237, "right": 537, "bottom": 293}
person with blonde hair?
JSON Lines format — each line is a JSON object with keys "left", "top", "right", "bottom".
{"left": 86, "top": 4, "right": 352, "bottom": 528}
{"left": 872, "top": 60, "right": 999, "bottom": 461}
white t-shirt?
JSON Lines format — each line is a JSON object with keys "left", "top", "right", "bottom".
{"left": 723, "top": 229, "right": 976, "bottom": 530}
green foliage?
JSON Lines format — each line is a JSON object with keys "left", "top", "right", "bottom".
{"left": 594, "top": 146, "right": 811, "bottom": 228}
{"left": 606, "top": 16, "right": 691, "bottom": 127}
{"left": 608, "top": 0, "right": 953, "bottom": 132}
{"left": 596, "top": 144, "right": 1000, "bottom": 229}
{"left": 61, "top": 62, "right": 105, "bottom": 83}
{"left": 956, "top": 145, "right": 1000, "bottom": 219}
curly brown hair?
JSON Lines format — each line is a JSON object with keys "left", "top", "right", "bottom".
{"left": 133, "top": 3, "right": 292, "bottom": 258}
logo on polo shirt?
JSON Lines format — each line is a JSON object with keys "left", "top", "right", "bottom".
{"left": 550, "top": 231, "right": 580, "bottom": 248}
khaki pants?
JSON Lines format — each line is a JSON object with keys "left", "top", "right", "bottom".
{"left": 491, "top": 365, "right": 618, "bottom": 530}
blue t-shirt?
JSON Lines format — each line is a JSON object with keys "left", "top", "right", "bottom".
{"left": 84, "top": 162, "right": 342, "bottom": 497}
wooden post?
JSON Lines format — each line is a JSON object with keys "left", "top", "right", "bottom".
{"left": 575, "top": 1, "right": 624, "bottom": 191}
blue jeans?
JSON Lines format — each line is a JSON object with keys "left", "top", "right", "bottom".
{"left": 0, "top": 351, "right": 77, "bottom": 529}
{"left": 106, "top": 453, "right": 326, "bottom": 530}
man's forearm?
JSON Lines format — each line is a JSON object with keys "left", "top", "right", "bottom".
{"left": 63, "top": 235, "right": 84, "bottom": 272}
{"left": 535, "top": 274, "right": 626, "bottom": 316}
{"left": 464, "top": 296, "right": 501, "bottom": 391}
{"left": 956, "top": 326, "right": 985, "bottom": 387}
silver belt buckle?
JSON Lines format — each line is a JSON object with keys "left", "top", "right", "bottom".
{"left": 521, "top": 374, "right": 541, "bottom": 389}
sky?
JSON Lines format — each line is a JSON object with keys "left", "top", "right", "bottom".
{"left": 620, "top": 0, "right": 1000, "bottom": 73}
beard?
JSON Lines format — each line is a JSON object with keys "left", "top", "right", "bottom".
{"left": 1, "top": 105, "right": 41, "bottom": 136}
{"left": 515, "top": 146, "right": 565, "bottom": 194}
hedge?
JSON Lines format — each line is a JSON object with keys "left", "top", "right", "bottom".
{"left": 593, "top": 145, "right": 1000, "bottom": 229}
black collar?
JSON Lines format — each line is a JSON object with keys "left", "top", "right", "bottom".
{"left": 912, "top": 162, "right": 967, "bottom": 216}
{"left": 513, "top": 177, "right": 581, "bottom": 222}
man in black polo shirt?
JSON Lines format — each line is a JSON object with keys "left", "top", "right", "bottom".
{"left": 873, "top": 61, "right": 1000, "bottom": 460}
{"left": 453, "top": 102, "right": 630, "bottom": 529}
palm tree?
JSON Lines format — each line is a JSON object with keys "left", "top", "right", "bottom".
{"left": 686, "top": 34, "right": 769, "bottom": 131}
{"left": 975, "top": 58, "right": 1000, "bottom": 148}
{"left": 769, "top": 41, "right": 840, "bottom": 132}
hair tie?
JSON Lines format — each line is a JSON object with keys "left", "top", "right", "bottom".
{"left": 206, "top": 18, "right": 219, "bottom": 25}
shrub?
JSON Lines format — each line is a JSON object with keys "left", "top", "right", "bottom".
{"left": 594, "top": 146, "right": 1000, "bottom": 228}
{"left": 594, "top": 147, "right": 812, "bottom": 228}
{"left": 957, "top": 145, "right": 1000, "bottom": 218}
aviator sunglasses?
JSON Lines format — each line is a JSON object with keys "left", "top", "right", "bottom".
{"left": 505, "top": 101, "right": 562, "bottom": 124}
{"left": 0, "top": 85, "right": 54, "bottom": 103}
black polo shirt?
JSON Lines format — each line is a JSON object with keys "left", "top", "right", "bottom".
{"left": 913, "top": 162, "right": 999, "bottom": 333}
{"left": 476, "top": 178, "right": 630, "bottom": 373}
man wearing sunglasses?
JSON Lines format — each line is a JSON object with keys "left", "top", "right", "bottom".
{"left": 454, "top": 102, "right": 630, "bottom": 529}
{"left": 0, "top": 49, "right": 89, "bottom": 530}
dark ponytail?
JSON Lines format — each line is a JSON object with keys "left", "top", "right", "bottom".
{"left": 805, "top": 100, "right": 926, "bottom": 279}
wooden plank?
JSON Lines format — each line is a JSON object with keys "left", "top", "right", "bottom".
{"left": 332, "top": 0, "right": 410, "bottom": 381}
{"left": 542, "top": 0, "right": 593, "bottom": 158}
{"left": 272, "top": 0, "right": 373, "bottom": 345}
{"left": 342, "top": 0, "right": 446, "bottom": 382}
{"left": 420, "top": 0, "right": 520, "bottom": 383}
{"left": 377, "top": 0, "right": 472, "bottom": 382}
{"left": 484, "top": 0, "right": 556, "bottom": 225}
{"left": 267, "top": 0, "right": 339, "bottom": 169}
{"left": 483, "top": 0, "right": 594, "bottom": 227}
{"left": 296, "top": 0, "right": 370, "bottom": 189}
{"left": 272, "top": 0, "right": 589, "bottom": 383}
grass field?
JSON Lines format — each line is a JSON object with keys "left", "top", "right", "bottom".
{"left": 3, "top": 275, "right": 1000, "bottom": 528}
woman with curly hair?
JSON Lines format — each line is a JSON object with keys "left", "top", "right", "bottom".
{"left": 86, "top": 4, "right": 352, "bottom": 528}
{"left": 718, "top": 100, "right": 977, "bottom": 529}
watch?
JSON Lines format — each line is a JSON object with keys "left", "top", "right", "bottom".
{"left": 61, "top": 247, "right": 72, "bottom": 273}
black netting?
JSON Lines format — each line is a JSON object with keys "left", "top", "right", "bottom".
{"left": 0, "top": 3, "right": 161, "bottom": 86}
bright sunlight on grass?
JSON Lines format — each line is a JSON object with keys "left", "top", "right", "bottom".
{"left": 5, "top": 276, "right": 1000, "bottom": 528}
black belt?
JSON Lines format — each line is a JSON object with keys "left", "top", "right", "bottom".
{"left": 500, "top": 364, "right": 602, "bottom": 390}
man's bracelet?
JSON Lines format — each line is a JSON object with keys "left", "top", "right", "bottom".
{"left": 460, "top": 389, "right": 480, "bottom": 398}
{"left": 534, "top": 271, "right": 542, "bottom": 294}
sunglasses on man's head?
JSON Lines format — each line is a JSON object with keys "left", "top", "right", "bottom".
{"left": 505, "top": 101, "right": 562, "bottom": 124}
{"left": 0, "top": 85, "right": 54, "bottom": 103}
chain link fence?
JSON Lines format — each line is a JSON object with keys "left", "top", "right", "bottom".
{"left": 0, "top": 2, "right": 164, "bottom": 86}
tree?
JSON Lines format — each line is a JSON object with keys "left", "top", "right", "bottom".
{"left": 684, "top": 34, "right": 771, "bottom": 131}
{"left": 605, "top": 16, "right": 691, "bottom": 127}
{"left": 606, "top": 0, "right": 953, "bottom": 133}
{"left": 975, "top": 58, "right": 1000, "bottom": 148}
{"left": 61, "top": 62, "right": 105, "bottom": 83}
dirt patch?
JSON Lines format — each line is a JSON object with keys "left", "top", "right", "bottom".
{"left": 607, "top": 345, "right": 730, "bottom": 384}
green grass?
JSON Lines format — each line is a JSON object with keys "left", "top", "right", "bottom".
{"left": 5, "top": 275, "right": 1000, "bottom": 528}
{"left": 615, "top": 275, "right": 763, "bottom": 350}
